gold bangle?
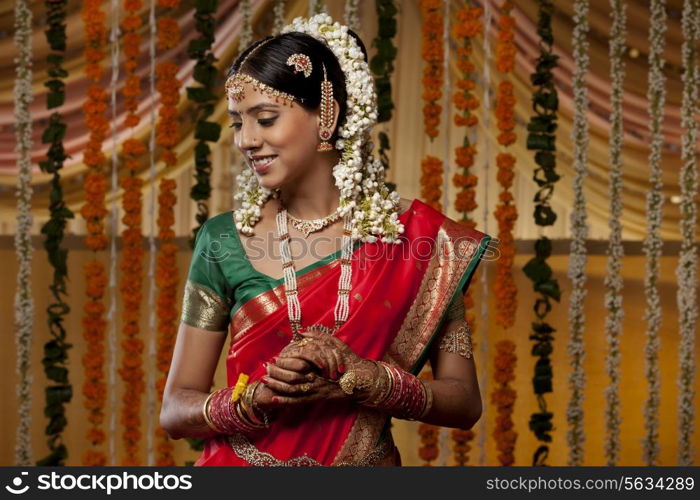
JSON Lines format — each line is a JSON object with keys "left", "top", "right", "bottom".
{"left": 418, "top": 379, "right": 433, "bottom": 419}
{"left": 202, "top": 392, "right": 224, "bottom": 433}
{"left": 239, "top": 381, "right": 268, "bottom": 428}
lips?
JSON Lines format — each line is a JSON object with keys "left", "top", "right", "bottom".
{"left": 250, "top": 155, "right": 277, "bottom": 173}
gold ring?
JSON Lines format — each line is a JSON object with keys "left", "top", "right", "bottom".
{"left": 299, "top": 383, "right": 312, "bottom": 393}
{"left": 296, "top": 338, "right": 313, "bottom": 347}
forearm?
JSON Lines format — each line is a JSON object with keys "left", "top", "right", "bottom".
{"left": 160, "top": 388, "right": 218, "bottom": 440}
{"left": 420, "top": 377, "right": 482, "bottom": 428}
{"left": 353, "top": 361, "right": 481, "bottom": 429}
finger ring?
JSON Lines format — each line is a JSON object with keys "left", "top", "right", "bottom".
{"left": 296, "top": 338, "right": 313, "bottom": 347}
{"left": 299, "top": 383, "right": 312, "bottom": 393}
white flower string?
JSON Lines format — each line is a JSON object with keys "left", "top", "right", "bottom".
{"left": 272, "top": 0, "right": 286, "bottom": 36}
{"left": 13, "top": 0, "right": 33, "bottom": 467}
{"left": 145, "top": 0, "right": 158, "bottom": 465}
{"left": 233, "top": 14, "right": 404, "bottom": 245}
{"left": 567, "top": 0, "right": 590, "bottom": 467}
{"left": 603, "top": 0, "right": 625, "bottom": 466}
{"left": 642, "top": 0, "right": 666, "bottom": 467}
{"left": 477, "top": 0, "right": 492, "bottom": 467}
{"left": 676, "top": 0, "right": 699, "bottom": 467}
{"left": 344, "top": 0, "right": 360, "bottom": 33}
{"left": 240, "top": 0, "right": 253, "bottom": 51}
{"left": 107, "top": 0, "right": 120, "bottom": 465}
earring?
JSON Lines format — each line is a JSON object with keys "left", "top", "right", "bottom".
{"left": 317, "top": 64, "right": 334, "bottom": 152}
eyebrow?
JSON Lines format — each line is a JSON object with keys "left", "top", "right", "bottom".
{"left": 227, "top": 103, "right": 280, "bottom": 117}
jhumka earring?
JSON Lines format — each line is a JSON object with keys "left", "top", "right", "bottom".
{"left": 317, "top": 64, "right": 335, "bottom": 152}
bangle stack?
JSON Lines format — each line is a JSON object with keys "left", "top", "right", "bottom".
{"left": 203, "top": 382, "right": 270, "bottom": 435}
{"left": 362, "top": 361, "right": 433, "bottom": 421}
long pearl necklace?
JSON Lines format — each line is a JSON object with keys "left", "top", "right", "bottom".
{"left": 275, "top": 206, "right": 354, "bottom": 340}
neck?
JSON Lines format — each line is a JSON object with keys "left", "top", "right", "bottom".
{"left": 277, "top": 154, "right": 341, "bottom": 219}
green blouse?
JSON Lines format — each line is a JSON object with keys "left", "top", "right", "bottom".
{"left": 180, "top": 210, "right": 467, "bottom": 332}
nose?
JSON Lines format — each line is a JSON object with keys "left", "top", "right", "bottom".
{"left": 236, "top": 121, "right": 261, "bottom": 151}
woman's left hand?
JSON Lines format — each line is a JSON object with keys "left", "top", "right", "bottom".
{"left": 261, "top": 329, "right": 370, "bottom": 405}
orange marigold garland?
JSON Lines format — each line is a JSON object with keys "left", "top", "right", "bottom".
{"left": 118, "top": 0, "right": 146, "bottom": 466}
{"left": 451, "top": 2, "right": 483, "bottom": 466}
{"left": 493, "top": 2, "right": 518, "bottom": 329}
{"left": 154, "top": 0, "right": 181, "bottom": 466}
{"left": 490, "top": 0, "right": 518, "bottom": 466}
{"left": 492, "top": 339, "right": 517, "bottom": 465}
{"left": 419, "top": 0, "right": 444, "bottom": 211}
{"left": 80, "top": 0, "right": 109, "bottom": 466}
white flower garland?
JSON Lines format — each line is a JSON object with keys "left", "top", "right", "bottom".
{"left": 272, "top": 0, "right": 286, "bottom": 36}
{"left": 642, "top": 0, "right": 666, "bottom": 467}
{"left": 107, "top": 0, "right": 120, "bottom": 465}
{"left": 309, "top": 0, "right": 327, "bottom": 17}
{"left": 13, "top": 0, "right": 34, "bottom": 466}
{"left": 344, "top": 0, "right": 360, "bottom": 33}
{"left": 233, "top": 13, "right": 403, "bottom": 244}
{"left": 566, "top": 0, "right": 590, "bottom": 467}
{"left": 676, "top": 0, "right": 699, "bottom": 467}
{"left": 603, "top": 0, "right": 625, "bottom": 467}
{"left": 240, "top": 0, "right": 253, "bottom": 53}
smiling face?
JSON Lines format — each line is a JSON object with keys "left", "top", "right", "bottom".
{"left": 228, "top": 82, "right": 322, "bottom": 191}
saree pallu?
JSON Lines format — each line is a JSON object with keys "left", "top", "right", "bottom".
{"left": 194, "top": 199, "right": 491, "bottom": 466}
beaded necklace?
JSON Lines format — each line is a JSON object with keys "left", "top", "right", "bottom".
{"left": 275, "top": 206, "right": 354, "bottom": 341}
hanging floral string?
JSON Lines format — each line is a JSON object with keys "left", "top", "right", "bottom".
{"left": 81, "top": 0, "right": 110, "bottom": 467}
{"left": 119, "top": 0, "right": 146, "bottom": 466}
{"left": 642, "top": 0, "right": 666, "bottom": 467}
{"left": 490, "top": 0, "right": 517, "bottom": 466}
{"left": 13, "top": 0, "right": 34, "bottom": 467}
{"left": 369, "top": 0, "right": 398, "bottom": 190}
{"left": 522, "top": 0, "right": 560, "bottom": 467}
{"left": 187, "top": 0, "right": 221, "bottom": 247}
{"left": 491, "top": 340, "right": 517, "bottom": 466}
{"left": 419, "top": 0, "right": 444, "bottom": 211}
{"left": 155, "top": 0, "right": 181, "bottom": 466}
{"left": 493, "top": 0, "right": 517, "bottom": 330}
{"left": 36, "top": 0, "right": 74, "bottom": 466}
{"left": 309, "top": 0, "right": 326, "bottom": 16}
{"left": 567, "top": 0, "right": 590, "bottom": 466}
{"left": 344, "top": 0, "right": 360, "bottom": 32}
{"left": 676, "top": 0, "right": 699, "bottom": 467}
{"left": 603, "top": 0, "right": 626, "bottom": 467}
{"left": 450, "top": 1, "right": 483, "bottom": 466}
{"left": 272, "top": 0, "right": 286, "bottom": 36}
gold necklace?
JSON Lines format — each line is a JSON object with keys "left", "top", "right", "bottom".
{"left": 282, "top": 202, "right": 342, "bottom": 238}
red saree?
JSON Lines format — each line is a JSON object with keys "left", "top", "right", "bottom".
{"left": 194, "top": 199, "right": 490, "bottom": 466}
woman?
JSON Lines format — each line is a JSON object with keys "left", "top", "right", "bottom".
{"left": 160, "top": 14, "right": 492, "bottom": 466}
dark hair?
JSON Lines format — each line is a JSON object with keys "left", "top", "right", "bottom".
{"left": 226, "top": 31, "right": 369, "bottom": 138}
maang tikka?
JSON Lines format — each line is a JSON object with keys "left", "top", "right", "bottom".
{"left": 317, "top": 64, "right": 335, "bottom": 152}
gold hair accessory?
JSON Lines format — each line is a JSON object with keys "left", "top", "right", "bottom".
{"left": 317, "top": 63, "right": 335, "bottom": 151}
{"left": 287, "top": 53, "right": 313, "bottom": 77}
{"left": 225, "top": 38, "right": 297, "bottom": 105}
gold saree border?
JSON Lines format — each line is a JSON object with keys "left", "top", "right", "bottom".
{"left": 181, "top": 280, "right": 232, "bottom": 332}
{"left": 230, "top": 260, "right": 340, "bottom": 341}
{"left": 228, "top": 430, "right": 393, "bottom": 466}
{"left": 387, "top": 218, "right": 479, "bottom": 371}
{"left": 332, "top": 408, "right": 391, "bottom": 465}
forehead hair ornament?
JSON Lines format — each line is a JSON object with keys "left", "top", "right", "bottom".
{"left": 287, "top": 53, "right": 313, "bottom": 77}
{"left": 225, "top": 38, "right": 297, "bottom": 105}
